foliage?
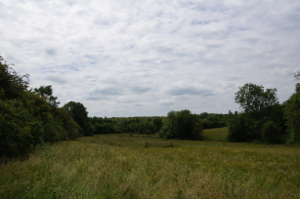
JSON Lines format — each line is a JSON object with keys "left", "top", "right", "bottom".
{"left": 90, "top": 116, "right": 164, "bottom": 135}
{"left": 0, "top": 55, "right": 29, "bottom": 100}
{"left": 235, "top": 83, "right": 278, "bottom": 120}
{"left": 198, "top": 112, "right": 228, "bottom": 129}
{"left": 229, "top": 83, "right": 286, "bottom": 143}
{"left": 63, "top": 101, "right": 93, "bottom": 136}
{"left": 162, "top": 110, "right": 203, "bottom": 140}
{"left": 153, "top": 117, "right": 163, "bottom": 132}
{"left": 284, "top": 83, "right": 300, "bottom": 143}
{"left": 261, "top": 120, "right": 281, "bottom": 144}
{"left": 0, "top": 55, "right": 82, "bottom": 158}
{"left": 227, "top": 114, "right": 254, "bottom": 142}
{"left": 34, "top": 85, "right": 60, "bottom": 107}
{"left": 94, "top": 122, "right": 117, "bottom": 134}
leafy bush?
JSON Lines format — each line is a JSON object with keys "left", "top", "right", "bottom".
{"left": 284, "top": 83, "right": 300, "bottom": 143}
{"left": 0, "top": 55, "right": 83, "bottom": 158}
{"left": 94, "top": 123, "right": 117, "bottom": 134}
{"left": 227, "top": 114, "right": 254, "bottom": 142}
{"left": 153, "top": 117, "right": 163, "bottom": 132}
{"left": 261, "top": 120, "right": 281, "bottom": 144}
{"left": 63, "top": 101, "right": 93, "bottom": 136}
{"left": 163, "top": 110, "right": 203, "bottom": 140}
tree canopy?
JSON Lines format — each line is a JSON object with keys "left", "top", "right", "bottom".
{"left": 63, "top": 101, "right": 93, "bottom": 136}
{"left": 0, "top": 55, "right": 82, "bottom": 158}
{"left": 284, "top": 81, "right": 300, "bottom": 143}
{"left": 160, "top": 110, "right": 203, "bottom": 140}
{"left": 234, "top": 83, "right": 278, "bottom": 119}
{"left": 34, "top": 85, "right": 60, "bottom": 107}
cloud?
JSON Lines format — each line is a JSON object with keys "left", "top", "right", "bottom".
{"left": 158, "top": 99, "right": 175, "bottom": 106}
{"left": 131, "top": 86, "right": 151, "bottom": 94}
{"left": 45, "top": 74, "right": 68, "bottom": 84}
{"left": 165, "top": 81, "right": 215, "bottom": 97}
{"left": 88, "top": 86, "right": 123, "bottom": 97}
{"left": 45, "top": 49, "right": 57, "bottom": 56}
{"left": 1, "top": 0, "right": 300, "bottom": 117}
{"left": 168, "top": 87, "right": 213, "bottom": 96}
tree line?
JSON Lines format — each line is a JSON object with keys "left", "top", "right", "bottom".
{"left": 1, "top": 54, "right": 299, "bottom": 158}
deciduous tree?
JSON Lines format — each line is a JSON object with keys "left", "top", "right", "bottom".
{"left": 234, "top": 83, "right": 278, "bottom": 120}
{"left": 63, "top": 101, "right": 93, "bottom": 136}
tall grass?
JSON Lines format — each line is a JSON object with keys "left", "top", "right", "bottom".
{"left": 1, "top": 128, "right": 300, "bottom": 198}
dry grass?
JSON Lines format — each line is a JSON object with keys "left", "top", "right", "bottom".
{"left": 1, "top": 128, "right": 300, "bottom": 198}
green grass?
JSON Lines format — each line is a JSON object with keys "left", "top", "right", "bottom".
{"left": 203, "top": 127, "right": 228, "bottom": 141}
{"left": 1, "top": 128, "right": 300, "bottom": 198}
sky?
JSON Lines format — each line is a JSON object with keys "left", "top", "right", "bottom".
{"left": 1, "top": 0, "right": 300, "bottom": 117}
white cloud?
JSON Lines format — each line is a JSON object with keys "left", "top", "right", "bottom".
{"left": 1, "top": 0, "right": 299, "bottom": 117}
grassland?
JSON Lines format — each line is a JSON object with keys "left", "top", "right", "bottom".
{"left": 1, "top": 127, "right": 300, "bottom": 198}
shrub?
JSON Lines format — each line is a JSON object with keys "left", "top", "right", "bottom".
{"left": 284, "top": 83, "right": 300, "bottom": 143}
{"left": 227, "top": 114, "right": 254, "bottom": 142}
{"left": 94, "top": 123, "right": 117, "bottom": 134}
{"left": 163, "top": 110, "right": 203, "bottom": 140}
{"left": 261, "top": 120, "right": 281, "bottom": 144}
{"left": 159, "top": 126, "right": 172, "bottom": 139}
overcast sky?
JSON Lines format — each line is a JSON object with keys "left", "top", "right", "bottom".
{"left": 1, "top": 0, "right": 299, "bottom": 117}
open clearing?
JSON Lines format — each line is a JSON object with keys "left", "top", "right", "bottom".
{"left": 1, "top": 127, "right": 300, "bottom": 198}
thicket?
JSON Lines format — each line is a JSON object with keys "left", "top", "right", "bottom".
{"left": 227, "top": 82, "right": 298, "bottom": 144}
{"left": 160, "top": 110, "right": 203, "bottom": 140}
{"left": 197, "top": 112, "right": 228, "bottom": 129}
{"left": 284, "top": 82, "right": 300, "bottom": 143}
{"left": 63, "top": 101, "right": 93, "bottom": 136}
{"left": 0, "top": 55, "right": 82, "bottom": 158}
{"left": 89, "top": 116, "right": 164, "bottom": 135}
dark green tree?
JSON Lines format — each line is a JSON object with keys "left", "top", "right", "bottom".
{"left": 0, "top": 55, "right": 29, "bottom": 99}
{"left": 153, "top": 117, "right": 163, "bottom": 132}
{"left": 0, "top": 55, "right": 82, "bottom": 158}
{"left": 34, "top": 85, "right": 60, "bottom": 107}
{"left": 261, "top": 120, "right": 281, "bottom": 144}
{"left": 227, "top": 114, "right": 253, "bottom": 142}
{"left": 161, "top": 110, "right": 203, "bottom": 140}
{"left": 234, "top": 83, "right": 278, "bottom": 120}
{"left": 229, "top": 83, "right": 283, "bottom": 142}
{"left": 63, "top": 101, "right": 93, "bottom": 136}
{"left": 285, "top": 83, "right": 300, "bottom": 143}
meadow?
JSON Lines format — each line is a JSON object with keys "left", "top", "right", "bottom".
{"left": 1, "top": 127, "right": 300, "bottom": 199}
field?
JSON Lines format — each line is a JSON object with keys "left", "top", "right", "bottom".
{"left": 1, "top": 127, "right": 300, "bottom": 198}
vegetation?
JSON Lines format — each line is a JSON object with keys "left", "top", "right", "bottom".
{"left": 63, "top": 101, "right": 93, "bottom": 136}
{"left": 1, "top": 53, "right": 300, "bottom": 198}
{"left": 1, "top": 129, "right": 299, "bottom": 198}
{"left": 89, "top": 116, "right": 164, "bottom": 135}
{"left": 228, "top": 83, "right": 288, "bottom": 143}
{"left": 197, "top": 112, "right": 228, "bottom": 129}
{"left": 0, "top": 55, "right": 82, "bottom": 158}
{"left": 160, "top": 110, "right": 203, "bottom": 140}
{"left": 284, "top": 82, "right": 300, "bottom": 143}
{"left": 234, "top": 83, "right": 278, "bottom": 120}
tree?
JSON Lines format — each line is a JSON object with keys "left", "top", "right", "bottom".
{"left": 227, "top": 114, "right": 253, "bottom": 142}
{"left": 234, "top": 83, "right": 278, "bottom": 120}
{"left": 261, "top": 120, "right": 281, "bottom": 144}
{"left": 161, "top": 110, "right": 203, "bottom": 140}
{"left": 153, "top": 117, "right": 163, "bottom": 132}
{"left": 229, "top": 83, "right": 282, "bottom": 143}
{"left": 34, "top": 85, "right": 60, "bottom": 107}
{"left": 285, "top": 83, "right": 300, "bottom": 143}
{"left": 0, "top": 55, "right": 29, "bottom": 99}
{"left": 63, "top": 101, "right": 93, "bottom": 136}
